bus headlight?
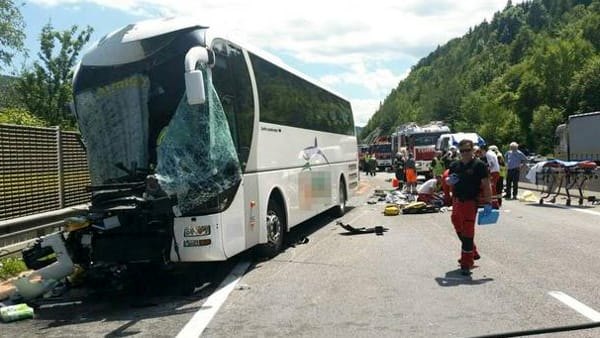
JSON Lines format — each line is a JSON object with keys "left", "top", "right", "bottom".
{"left": 184, "top": 225, "right": 211, "bottom": 237}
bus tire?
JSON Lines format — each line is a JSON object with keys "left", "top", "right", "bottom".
{"left": 332, "top": 180, "right": 347, "bottom": 218}
{"left": 257, "top": 199, "right": 285, "bottom": 258}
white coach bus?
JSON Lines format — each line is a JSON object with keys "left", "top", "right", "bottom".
{"left": 69, "top": 17, "right": 358, "bottom": 270}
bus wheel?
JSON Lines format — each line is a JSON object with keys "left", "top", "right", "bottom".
{"left": 332, "top": 181, "right": 347, "bottom": 218}
{"left": 257, "top": 199, "right": 285, "bottom": 258}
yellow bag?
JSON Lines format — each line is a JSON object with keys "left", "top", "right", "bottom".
{"left": 402, "top": 201, "right": 439, "bottom": 214}
{"left": 384, "top": 204, "right": 400, "bottom": 216}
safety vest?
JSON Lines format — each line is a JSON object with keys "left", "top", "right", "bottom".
{"left": 499, "top": 161, "right": 507, "bottom": 177}
{"left": 432, "top": 158, "right": 445, "bottom": 176}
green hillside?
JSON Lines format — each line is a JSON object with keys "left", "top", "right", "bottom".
{"left": 361, "top": 0, "right": 600, "bottom": 155}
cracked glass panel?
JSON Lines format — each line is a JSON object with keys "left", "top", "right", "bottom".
{"left": 155, "top": 71, "right": 242, "bottom": 215}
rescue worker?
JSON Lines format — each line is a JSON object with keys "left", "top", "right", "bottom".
{"left": 364, "top": 153, "right": 371, "bottom": 174}
{"left": 484, "top": 145, "right": 500, "bottom": 209}
{"left": 368, "top": 153, "right": 377, "bottom": 176}
{"left": 417, "top": 175, "right": 443, "bottom": 206}
{"left": 431, "top": 150, "right": 445, "bottom": 177}
{"left": 490, "top": 145, "right": 506, "bottom": 207}
{"left": 404, "top": 153, "right": 417, "bottom": 194}
{"left": 393, "top": 152, "right": 405, "bottom": 190}
{"left": 447, "top": 139, "right": 492, "bottom": 276}
{"left": 441, "top": 168, "right": 453, "bottom": 206}
{"left": 443, "top": 146, "right": 458, "bottom": 168}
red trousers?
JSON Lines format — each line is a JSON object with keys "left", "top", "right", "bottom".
{"left": 442, "top": 169, "right": 452, "bottom": 206}
{"left": 417, "top": 193, "right": 433, "bottom": 203}
{"left": 451, "top": 199, "right": 478, "bottom": 269}
{"left": 489, "top": 172, "right": 500, "bottom": 208}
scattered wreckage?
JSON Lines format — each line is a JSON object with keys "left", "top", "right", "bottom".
{"left": 368, "top": 189, "right": 444, "bottom": 215}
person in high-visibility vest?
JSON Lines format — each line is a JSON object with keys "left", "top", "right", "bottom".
{"left": 431, "top": 150, "right": 445, "bottom": 177}
{"left": 364, "top": 153, "right": 371, "bottom": 174}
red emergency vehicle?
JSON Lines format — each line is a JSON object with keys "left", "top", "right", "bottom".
{"left": 391, "top": 121, "right": 450, "bottom": 176}
{"left": 369, "top": 136, "right": 393, "bottom": 171}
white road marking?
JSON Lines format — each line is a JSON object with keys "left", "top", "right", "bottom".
{"left": 549, "top": 291, "right": 600, "bottom": 322}
{"left": 177, "top": 208, "right": 367, "bottom": 337}
{"left": 545, "top": 203, "right": 600, "bottom": 216}
{"left": 177, "top": 260, "right": 251, "bottom": 338}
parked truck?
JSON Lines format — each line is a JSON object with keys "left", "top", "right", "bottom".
{"left": 554, "top": 112, "right": 600, "bottom": 163}
{"left": 391, "top": 121, "right": 450, "bottom": 176}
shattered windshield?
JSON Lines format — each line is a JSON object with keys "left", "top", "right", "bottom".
{"left": 155, "top": 72, "right": 242, "bottom": 215}
{"left": 74, "top": 67, "right": 242, "bottom": 215}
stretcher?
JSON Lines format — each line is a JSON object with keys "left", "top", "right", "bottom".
{"left": 531, "top": 160, "right": 599, "bottom": 206}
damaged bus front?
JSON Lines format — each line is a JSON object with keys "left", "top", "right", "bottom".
{"left": 20, "top": 18, "right": 358, "bottom": 291}
{"left": 63, "top": 20, "right": 243, "bottom": 273}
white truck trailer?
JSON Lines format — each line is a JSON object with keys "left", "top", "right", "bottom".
{"left": 555, "top": 112, "right": 600, "bottom": 162}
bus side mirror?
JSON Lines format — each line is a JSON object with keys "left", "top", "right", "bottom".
{"left": 184, "top": 47, "right": 215, "bottom": 105}
{"left": 185, "top": 70, "right": 206, "bottom": 105}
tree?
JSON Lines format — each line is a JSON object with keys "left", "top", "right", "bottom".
{"left": 497, "top": 5, "right": 526, "bottom": 44}
{"left": 567, "top": 56, "right": 600, "bottom": 114}
{"left": 509, "top": 27, "right": 535, "bottom": 64}
{"left": 0, "top": 0, "right": 26, "bottom": 71}
{"left": 0, "top": 107, "right": 45, "bottom": 126}
{"left": 17, "top": 23, "right": 93, "bottom": 128}
{"left": 531, "top": 105, "right": 563, "bottom": 155}
{"left": 526, "top": 1, "right": 550, "bottom": 32}
{"left": 516, "top": 74, "right": 544, "bottom": 147}
{"left": 582, "top": 12, "right": 600, "bottom": 50}
{"left": 0, "top": 75, "right": 21, "bottom": 108}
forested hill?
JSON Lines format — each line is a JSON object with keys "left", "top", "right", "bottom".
{"left": 360, "top": 0, "right": 600, "bottom": 155}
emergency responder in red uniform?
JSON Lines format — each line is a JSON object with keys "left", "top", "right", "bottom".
{"left": 447, "top": 139, "right": 492, "bottom": 276}
{"left": 484, "top": 145, "right": 501, "bottom": 209}
{"left": 441, "top": 169, "right": 452, "bottom": 206}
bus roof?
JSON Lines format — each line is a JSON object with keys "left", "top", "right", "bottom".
{"left": 83, "top": 17, "right": 349, "bottom": 103}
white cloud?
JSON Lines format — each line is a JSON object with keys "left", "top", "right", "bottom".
{"left": 30, "top": 0, "right": 521, "bottom": 125}
{"left": 352, "top": 99, "right": 383, "bottom": 127}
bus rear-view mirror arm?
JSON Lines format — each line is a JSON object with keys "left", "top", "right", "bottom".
{"left": 184, "top": 46, "right": 215, "bottom": 105}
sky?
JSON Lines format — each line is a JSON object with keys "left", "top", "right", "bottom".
{"left": 14, "top": 0, "right": 519, "bottom": 127}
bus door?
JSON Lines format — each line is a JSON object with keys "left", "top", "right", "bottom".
{"left": 211, "top": 39, "right": 258, "bottom": 255}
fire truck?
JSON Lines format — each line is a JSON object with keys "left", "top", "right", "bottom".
{"left": 369, "top": 136, "right": 393, "bottom": 171}
{"left": 391, "top": 121, "right": 450, "bottom": 176}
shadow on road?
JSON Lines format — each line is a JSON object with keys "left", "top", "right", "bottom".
{"left": 525, "top": 202, "right": 597, "bottom": 209}
{"left": 434, "top": 269, "right": 494, "bottom": 287}
{"left": 285, "top": 206, "right": 358, "bottom": 247}
{"left": 20, "top": 260, "right": 239, "bottom": 336}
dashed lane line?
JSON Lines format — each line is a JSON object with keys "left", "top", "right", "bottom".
{"left": 549, "top": 291, "right": 600, "bottom": 322}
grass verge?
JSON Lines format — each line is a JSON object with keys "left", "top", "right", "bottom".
{"left": 0, "top": 257, "right": 27, "bottom": 281}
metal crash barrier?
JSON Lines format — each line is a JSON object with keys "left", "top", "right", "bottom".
{"left": 529, "top": 160, "right": 600, "bottom": 206}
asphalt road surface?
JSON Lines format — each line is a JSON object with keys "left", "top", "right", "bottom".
{"left": 2, "top": 171, "right": 600, "bottom": 337}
